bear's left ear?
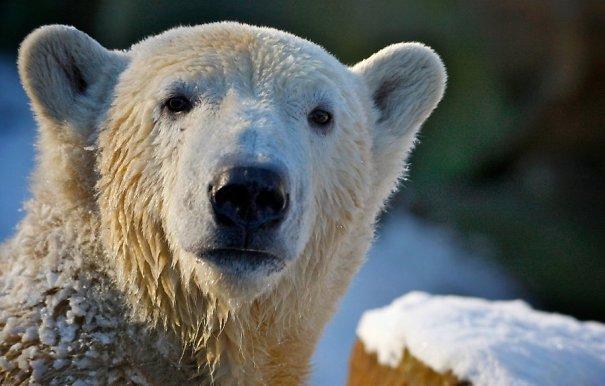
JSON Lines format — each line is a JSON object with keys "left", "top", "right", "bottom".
{"left": 352, "top": 43, "right": 446, "bottom": 201}
{"left": 18, "top": 25, "right": 128, "bottom": 138}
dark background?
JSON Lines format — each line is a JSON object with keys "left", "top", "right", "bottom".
{"left": 1, "top": 0, "right": 603, "bottom": 322}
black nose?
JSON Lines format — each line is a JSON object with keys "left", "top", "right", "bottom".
{"left": 209, "top": 167, "right": 289, "bottom": 230}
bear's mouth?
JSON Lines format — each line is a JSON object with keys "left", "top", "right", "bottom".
{"left": 198, "top": 248, "right": 286, "bottom": 275}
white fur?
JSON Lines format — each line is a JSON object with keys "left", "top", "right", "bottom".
{"left": 1, "top": 22, "right": 445, "bottom": 385}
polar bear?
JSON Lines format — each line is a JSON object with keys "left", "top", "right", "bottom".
{"left": 0, "top": 22, "right": 445, "bottom": 385}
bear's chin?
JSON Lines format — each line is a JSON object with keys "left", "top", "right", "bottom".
{"left": 194, "top": 249, "right": 287, "bottom": 302}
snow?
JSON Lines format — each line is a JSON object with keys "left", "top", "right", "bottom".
{"left": 357, "top": 291, "right": 605, "bottom": 386}
{"left": 0, "top": 55, "right": 526, "bottom": 385}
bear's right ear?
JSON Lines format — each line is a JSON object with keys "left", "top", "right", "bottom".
{"left": 18, "top": 25, "right": 127, "bottom": 136}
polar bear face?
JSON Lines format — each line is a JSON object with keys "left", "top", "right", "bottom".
{"left": 18, "top": 23, "right": 445, "bottom": 307}
{"left": 116, "top": 26, "right": 372, "bottom": 298}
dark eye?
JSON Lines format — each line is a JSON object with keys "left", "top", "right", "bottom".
{"left": 165, "top": 95, "right": 192, "bottom": 113}
{"left": 308, "top": 108, "right": 332, "bottom": 127}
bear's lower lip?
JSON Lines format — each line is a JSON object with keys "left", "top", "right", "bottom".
{"left": 198, "top": 248, "right": 285, "bottom": 275}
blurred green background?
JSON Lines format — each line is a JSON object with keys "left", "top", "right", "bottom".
{"left": 0, "top": 0, "right": 603, "bottom": 321}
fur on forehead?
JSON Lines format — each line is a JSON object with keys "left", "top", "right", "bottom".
{"left": 131, "top": 22, "right": 333, "bottom": 61}
{"left": 128, "top": 22, "right": 347, "bottom": 81}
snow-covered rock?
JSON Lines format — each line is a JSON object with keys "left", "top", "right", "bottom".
{"left": 357, "top": 291, "right": 605, "bottom": 386}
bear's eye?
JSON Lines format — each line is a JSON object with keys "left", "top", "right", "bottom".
{"left": 308, "top": 108, "right": 332, "bottom": 127}
{"left": 165, "top": 95, "right": 192, "bottom": 113}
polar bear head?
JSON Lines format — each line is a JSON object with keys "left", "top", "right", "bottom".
{"left": 18, "top": 22, "right": 445, "bottom": 357}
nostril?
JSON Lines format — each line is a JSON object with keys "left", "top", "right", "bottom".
{"left": 256, "top": 189, "right": 286, "bottom": 214}
{"left": 215, "top": 184, "right": 249, "bottom": 210}
{"left": 212, "top": 184, "right": 252, "bottom": 227}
